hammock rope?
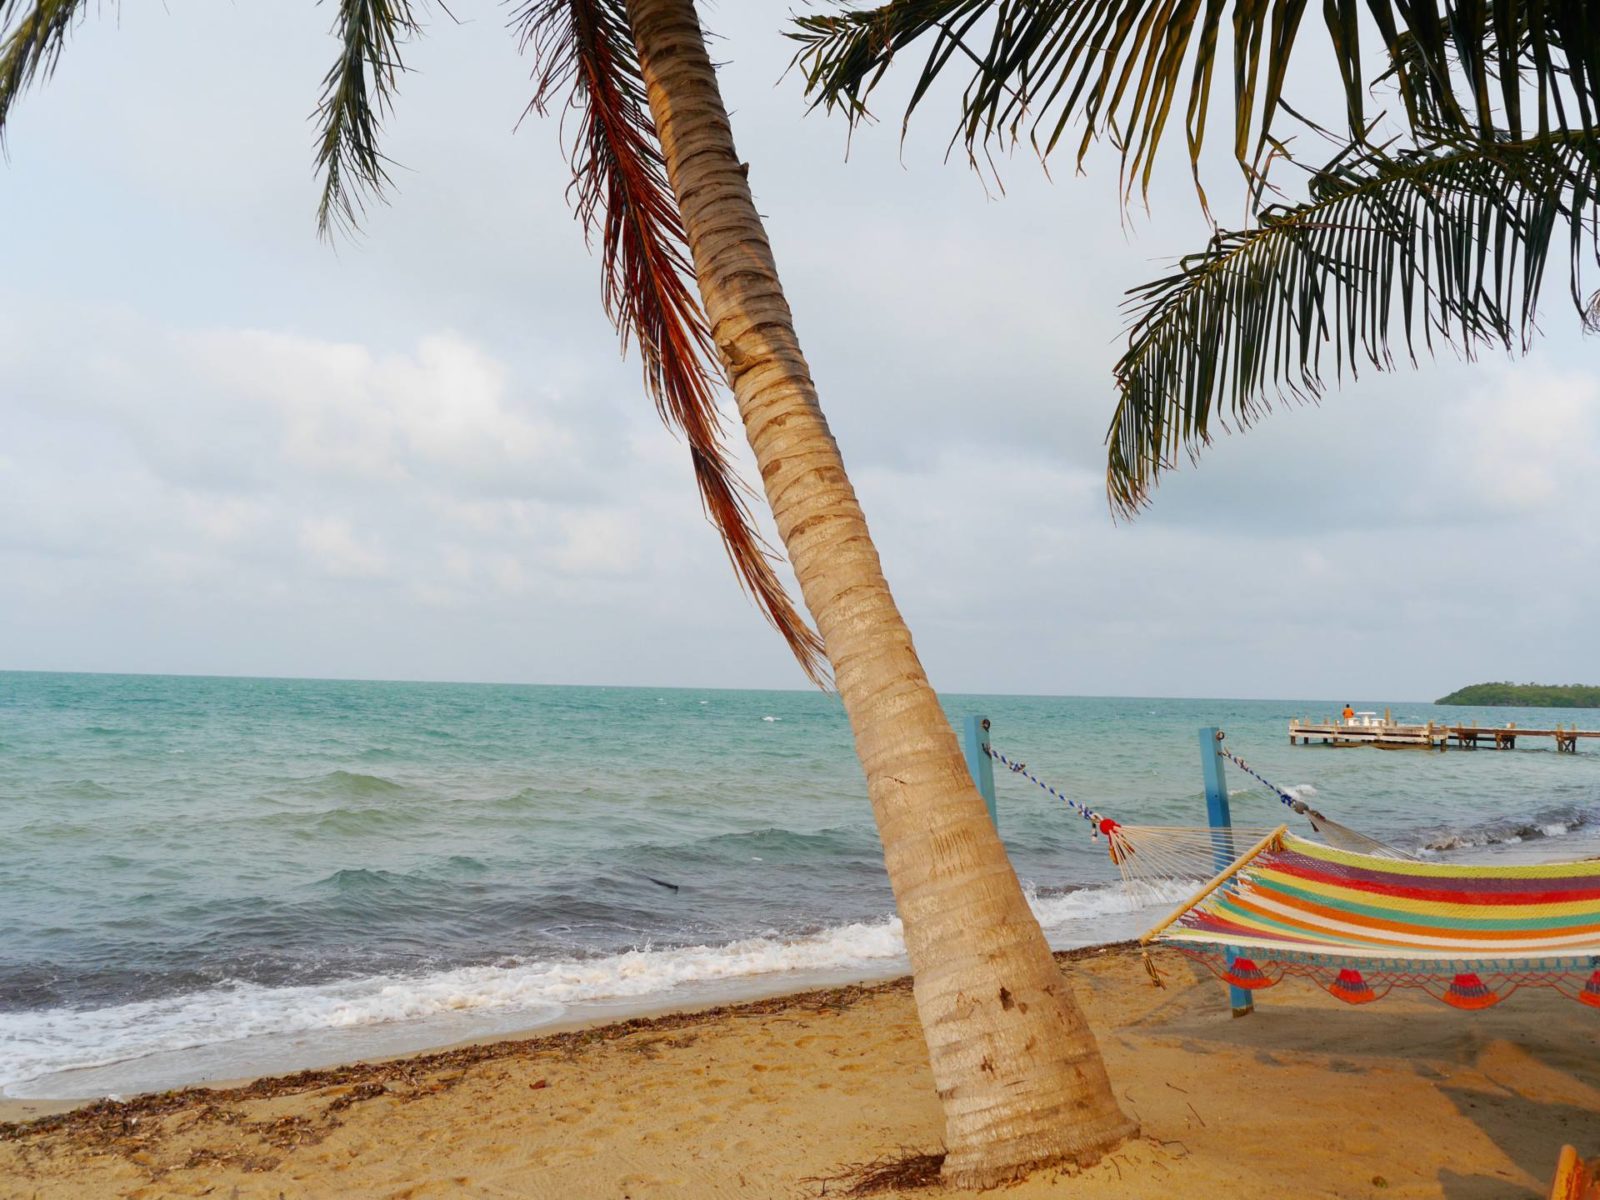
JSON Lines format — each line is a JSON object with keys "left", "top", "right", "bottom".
{"left": 983, "top": 734, "right": 1403, "bottom": 882}
{"left": 982, "top": 745, "right": 1114, "bottom": 838}
{"left": 983, "top": 744, "right": 1186, "bottom": 880}
{"left": 1215, "top": 734, "right": 1413, "bottom": 859}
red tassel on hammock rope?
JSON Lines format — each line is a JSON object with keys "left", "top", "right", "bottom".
{"left": 1442, "top": 972, "right": 1501, "bottom": 1011}
{"left": 1327, "top": 967, "right": 1378, "bottom": 1005}
{"left": 1579, "top": 969, "right": 1600, "bottom": 1010}
{"left": 1099, "top": 818, "right": 1129, "bottom": 864}
{"left": 1222, "top": 956, "right": 1272, "bottom": 989}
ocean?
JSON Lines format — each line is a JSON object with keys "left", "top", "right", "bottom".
{"left": 4, "top": 671, "right": 1598, "bottom": 1100}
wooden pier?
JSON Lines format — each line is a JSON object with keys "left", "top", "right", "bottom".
{"left": 1290, "top": 710, "right": 1599, "bottom": 752}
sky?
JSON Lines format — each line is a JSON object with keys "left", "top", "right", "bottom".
{"left": 2, "top": 3, "right": 1596, "bottom": 701}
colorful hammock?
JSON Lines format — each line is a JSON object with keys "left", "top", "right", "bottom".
{"left": 1141, "top": 826, "right": 1600, "bottom": 1010}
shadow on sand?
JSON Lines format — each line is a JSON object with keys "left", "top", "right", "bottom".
{"left": 1124, "top": 968, "right": 1597, "bottom": 1198}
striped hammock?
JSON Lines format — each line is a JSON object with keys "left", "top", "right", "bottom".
{"left": 1141, "top": 826, "right": 1600, "bottom": 1010}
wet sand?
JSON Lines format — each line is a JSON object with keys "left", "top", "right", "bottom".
{"left": 3, "top": 942, "right": 1594, "bottom": 1198}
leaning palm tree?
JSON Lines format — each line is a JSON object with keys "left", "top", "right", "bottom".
{"left": 792, "top": 1, "right": 1600, "bottom": 512}
{"left": 0, "top": 0, "right": 1134, "bottom": 1185}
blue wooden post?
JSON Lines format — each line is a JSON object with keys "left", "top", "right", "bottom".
{"left": 1200, "top": 726, "right": 1254, "bottom": 1017}
{"left": 962, "top": 715, "right": 999, "bottom": 832}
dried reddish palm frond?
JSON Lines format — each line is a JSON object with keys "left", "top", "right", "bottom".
{"left": 516, "top": 0, "right": 827, "bottom": 685}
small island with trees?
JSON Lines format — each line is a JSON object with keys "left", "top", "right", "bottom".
{"left": 1435, "top": 682, "right": 1600, "bottom": 708}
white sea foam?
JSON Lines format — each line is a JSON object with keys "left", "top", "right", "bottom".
{"left": 0, "top": 976, "right": 558, "bottom": 1097}
{"left": 0, "top": 881, "right": 1167, "bottom": 1097}
{"left": 0, "top": 921, "right": 898, "bottom": 1095}
{"left": 1029, "top": 878, "right": 1192, "bottom": 928}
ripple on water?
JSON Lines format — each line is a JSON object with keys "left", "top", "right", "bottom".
{"left": 313, "top": 769, "right": 407, "bottom": 797}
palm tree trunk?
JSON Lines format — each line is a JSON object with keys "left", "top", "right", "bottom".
{"left": 624, "top": 0, "right": 1135, "bottom": 1185}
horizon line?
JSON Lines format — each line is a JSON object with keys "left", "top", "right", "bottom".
{"left": 0, "top": 666, "right": 1432, "bottom": 707}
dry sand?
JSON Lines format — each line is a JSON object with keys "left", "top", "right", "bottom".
{"left": 2, "top": 942, "right": 1596, "bottom": 1199}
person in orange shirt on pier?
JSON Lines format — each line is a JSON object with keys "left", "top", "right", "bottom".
{"left": 1342, "top": 703, "right": 1355, "bottom": 723}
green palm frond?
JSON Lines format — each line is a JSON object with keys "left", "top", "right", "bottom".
{"left": 517, "top": 0, "right": 828, "bottom": 684}
{"left": 1374, "top": 7, "right": 1591, "bottom": 140}
{"left": 791, "top": 1, "right": 1600, "bottom": 198}
{"left": 0, "top": 0, "right": 91, "bottom": 140}
{"left": 315, "top": 0, "right": 425, "bottom": 239}
{"left": 1105, "top": 131, "right": 1600, "bottom": 515}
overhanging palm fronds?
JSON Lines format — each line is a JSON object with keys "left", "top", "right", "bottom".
{"left": 517, "top": 0, "right": 828, "bottom": 684}
{"left": 1106, "top": 131, "right": 1600, "bottom": 515}
{"left": 315, "top": 0, "right": 426, "bottom": 239}
{"left": 0, "top": 0, "right": 91, "bottom": 139}
{"left": 791, "top": 1, "right": 1600, "bottom": 198}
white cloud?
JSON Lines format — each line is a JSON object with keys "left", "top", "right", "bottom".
{"left": 553, "top": 510, "right": 642, "bottom": 577}
{"left": 298, "top": 516, "right": 389, "bottom": 580}
{"left": 168, "top": 327, "right": 584, "bottom": 494}
{"left": 178, "top": 494, "right": 274, "bottom": 546}
{"left": 1443, "top": 365, "right": 1600, "bottom": 514}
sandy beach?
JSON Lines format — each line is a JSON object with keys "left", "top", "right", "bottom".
{"left": 3, "top": 941, "right": 1595, "bottom": 1199}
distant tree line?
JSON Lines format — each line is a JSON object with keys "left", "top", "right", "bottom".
{"left": 1436, "top": 683, "right": 1600, "bottom": 708}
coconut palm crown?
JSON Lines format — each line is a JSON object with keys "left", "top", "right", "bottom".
{"left": 791, "top": 1, "right": 1600, "bottom": 513}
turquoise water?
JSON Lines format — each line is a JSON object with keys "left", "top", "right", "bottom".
{"left": 4, "top": 671, "right": 1598, "bottom": 1097}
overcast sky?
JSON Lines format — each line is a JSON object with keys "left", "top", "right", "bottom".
{"left": 2, "top": 3, "right": 1596, "bottom": 701}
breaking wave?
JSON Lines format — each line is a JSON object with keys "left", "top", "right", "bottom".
{"left": 1415, "top": 802, "right": 1599, "bottom": 853}
{"left": 0, "top": 880, "right": 1166, "bottom": 1096}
